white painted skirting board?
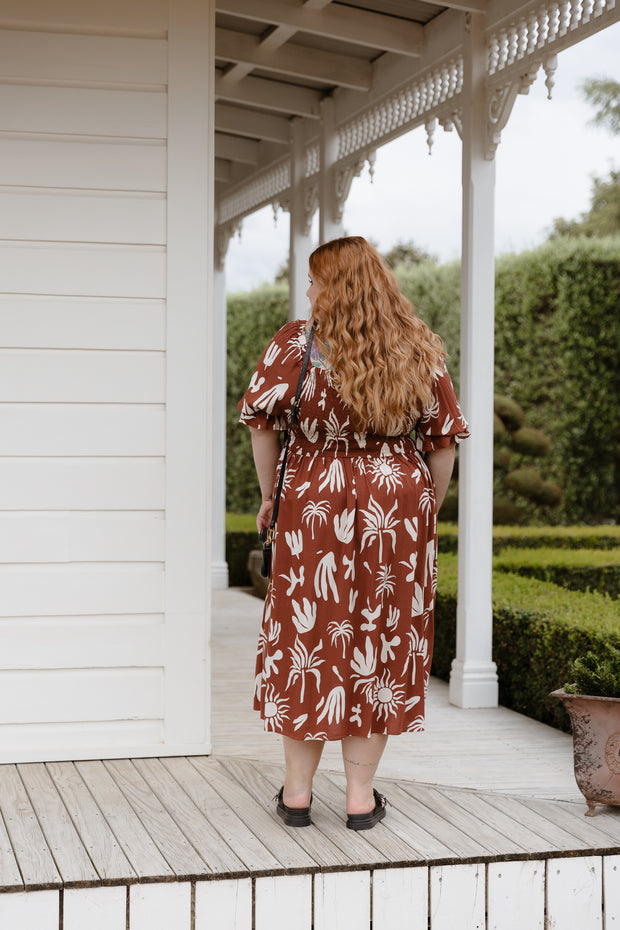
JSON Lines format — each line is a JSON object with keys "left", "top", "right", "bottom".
{"left": 1, "top": 857, "right": 618, "bottom": 930}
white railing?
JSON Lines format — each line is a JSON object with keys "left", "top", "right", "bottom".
{"left": 487, "top": 0, "right": 617, "bottom": 79}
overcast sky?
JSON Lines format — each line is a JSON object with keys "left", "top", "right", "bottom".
{"left": 225, "top": 21, "right": 620, "bottom": 294}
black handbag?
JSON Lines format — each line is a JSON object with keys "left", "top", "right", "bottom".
{"left": 259, "top": 326, "right": 315, "bottom": 578}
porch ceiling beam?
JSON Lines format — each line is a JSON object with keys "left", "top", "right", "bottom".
{"left": 214, "top": 103, "right": 290, "bottom": 144}
{"left": 216, "top": 27, "right": 372, "bottom": 91}
{"left": 215, "top": 72, "right": 322, "bottom": 118}
{"left": 216, "top": 0, "right": 424, "bottom": 57}
{"left": 215, "top": 132, "right": 260, "bottom": 164}
{"left": 215, "top": 158, "right": 232, "bottom": 182}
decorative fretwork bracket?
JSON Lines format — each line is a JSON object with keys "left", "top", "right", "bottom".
{"left": 485, "top": 55, "right": 557, "bottom": 159}
{"left": 438, "top": 109, "right": 463, "bottom": 139}
{"left": 303, "top": 181, "right": 319, "bottom": 235}
{"left": 332, "top": 150, "right": 377, "bottom": 224}
{"left": 214, "top": 219, "right": 242, "bottom": 270}
{"left": 270, "top": 185, "right": 318, "bottom": 236}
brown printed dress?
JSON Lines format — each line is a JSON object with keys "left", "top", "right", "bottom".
{"left": 239, "top": 320, "right": 469, "bottom": 741}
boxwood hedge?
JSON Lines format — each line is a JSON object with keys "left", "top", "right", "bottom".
{"left": 433, "top": 553, "right": 620, "bottom": 731}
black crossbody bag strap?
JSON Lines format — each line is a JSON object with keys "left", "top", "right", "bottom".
{"left": 268, "top": 325, "right": 315, "bottom": 537}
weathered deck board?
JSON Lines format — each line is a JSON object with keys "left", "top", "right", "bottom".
{"left": 399, "top": 783, "right": 532, "bottom": 858}
{"left": 0, "top": 786, "right": 24, "bottom": 893}
{"left": 422, "top": 783, "right": 569, "bottom": 856}
{"left": 131, "top": 758, "right": 247, "bottom": 877}
{"left": 103, "top": 759, "right": 209, "bottom": 880}
{"left": 519, "top": 796, "right": 620, "bottom": 850}
{"left": 75, "top": 760, "right": 175, "bottom": 883}
{"left": 46, "top": 762, "right": 135, "bottom": 884}
{"left": 189, "top": 757, "right": 318, "bottom": 873}
{"left": 372, "top": 780, "right": 487, "bottom": 860}
{"left": 479, "top": 791, "right": 591, "bottom": 852}
{"left": 18, "top": 763, "right": 99, "bottom": 888}
{"left": 0, "top": 765, "right": 61, "bottom": 890}
{"left": 161, "top": 756, "right": 281, "bottom": 875}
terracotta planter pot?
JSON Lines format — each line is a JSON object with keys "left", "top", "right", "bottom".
{"left": 551, "top": 688, "right": 620, "bottom": 816}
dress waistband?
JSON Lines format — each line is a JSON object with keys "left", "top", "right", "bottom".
{"left": 289, "top": 434, "right": 419, "bottom": 458}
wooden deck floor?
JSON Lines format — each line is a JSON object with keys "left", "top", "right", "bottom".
{"left": 1, "top": 753, "right": 619, "bottom": 894}
{"left": 0, "top": 588, "right": 619, "bottom": 930}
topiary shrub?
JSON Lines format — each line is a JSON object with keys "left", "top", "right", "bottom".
{"left": 493, "top": 495, "right": 522, "bottom": 525}
{"left": 511, "top": 427, "right": 551, "bottom": 457}
{"left": 494, "top": 448, "right": 512, "bottom": 470}
{"left": 494, "top": 395, "right": 525, "bottom": 432}
{"left": 492, "top": 398, "right": 562, "bottom": 523}
{"left": 504, "top": 466, "right": 546, "bottom": 499}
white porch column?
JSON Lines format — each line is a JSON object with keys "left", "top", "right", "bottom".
{"left": 289, "top": 119, "right": 313, "bottom": 321}
{"left": 164, "top": 0, "right": 214, "bottom": 749}
{"left": 450, "top": 12, "right": 499, "bottom": 708}
{"left": 211, "top": 259, "right": 229, "bottom": 589}
{"left": 319, "top": 96, "right": 344, "bottom": 243}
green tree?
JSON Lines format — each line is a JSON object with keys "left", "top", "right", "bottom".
{"left": 549, "top": 77, "right": 620, "bottom": 239}
{"left": 581, "top": 77, "right": 620, "bottom": 135}
{"left": 383, "top": 240, "right": 436, "bottom": 269}
{"left": 550, "top": 171, "right": 620, "bottom": 238}
{"left": 274, "top": 256, "right": 289, "bottom": 283}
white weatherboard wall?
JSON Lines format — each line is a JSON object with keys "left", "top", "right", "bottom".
{"left": 0, "top": 0, "right": 214, "bottom": 762}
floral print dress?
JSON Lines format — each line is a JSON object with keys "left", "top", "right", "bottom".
{"left": 239, "top": 320, "right": 469, "bottom": 741}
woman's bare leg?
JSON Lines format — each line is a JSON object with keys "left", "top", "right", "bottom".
{"left": 282, "top": 736, "right": 325, "bottom": 808}
{"left": 342, "top": 734, "right": 388, "bottom": 814}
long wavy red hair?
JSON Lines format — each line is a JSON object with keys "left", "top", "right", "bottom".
{"left": 309, "top": 236, "right": 445, "bottom": 435}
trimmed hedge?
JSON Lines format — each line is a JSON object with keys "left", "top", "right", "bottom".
{"left": 437, "top": 523, "right": 620, "bottom": 554}
{"left": 433, "top": 553, "right": 620, "bottom": 731}
{"left": 225, "top": 513, "right": 259, "bottom": 587}
{"left": 494, "top": 547, "right": 620, "bottom": 599}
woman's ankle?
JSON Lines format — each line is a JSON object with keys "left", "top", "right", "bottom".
{"left": 346, "top": 787, "right": 377, "bottom": 815}
{"left": 283, "top": 782, "right": 312, "bottom": 809}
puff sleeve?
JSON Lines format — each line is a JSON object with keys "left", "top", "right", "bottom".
{"left": 416, "top": 361, "right": 470, "bottom": 452}
{"left": 238, "top": 320, "right": 302, "bottom": 432}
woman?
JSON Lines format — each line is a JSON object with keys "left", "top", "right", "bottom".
{"left": 238, "top": 237, "right": 469, "bottom": 830}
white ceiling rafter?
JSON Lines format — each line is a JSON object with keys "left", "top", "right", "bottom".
{"left": 216, "top": 0, "right": 425, "bottom": 56}
{"left": 214, "top": 104, "right": 290, "bottom": 144}
{"left": 214, "top": 72, "right": 322, "bottom": 118}
{"left": 216, "top": 26, "right": 373, "bottom": 91}
{"left": 215, "top": 132, "right": 260, "bottom": 165}
{"left": 214, "top": 158, "right": 233, "bottom": 182}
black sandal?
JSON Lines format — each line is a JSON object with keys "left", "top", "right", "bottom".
{"left": 274, "top": 787, "right": 312, "bottom": 828}
{"left": 346, "top": 789, "right": 387, "bottom": 831}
